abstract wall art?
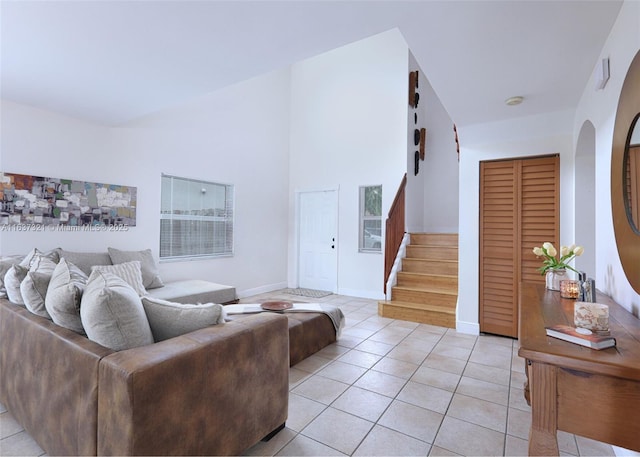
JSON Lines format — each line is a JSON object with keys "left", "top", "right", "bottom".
{"left": 0, "top": 172, "right": 136, "bottom": 227}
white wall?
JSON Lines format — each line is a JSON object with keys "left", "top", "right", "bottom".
{"left": 420, "top": 70, "right": 459, "bottom": 233}
{"left": 0, "top": 100, "right": 116, "bottom": 254}
{"left": 574, "top": 0, "right": 640, "bottom": 317}
{"left": 288, "top": 29, "right": 408, "bottom": 299}
{"left": 1, "top": 69, "right": 292, "bottom": 297}
{"left": 575, "top": 120, "right": 597, "bottom": 276}
{"left": 405, "top": 54, "right": 459, "bottom": 234}
{"left": 457, "top": 110, "right": 575, "bottom": 333}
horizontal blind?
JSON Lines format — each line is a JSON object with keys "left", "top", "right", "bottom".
{"left": 160, "top": 174, "right": 234, "bottom": 259}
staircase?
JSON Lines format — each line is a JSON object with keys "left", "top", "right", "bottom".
{"left": 378, "top": 233, "right": 458, "bottom": 328}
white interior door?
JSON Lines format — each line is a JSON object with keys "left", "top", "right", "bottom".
{"left": 298, "top": 190, "right": 338, "bottom": 292}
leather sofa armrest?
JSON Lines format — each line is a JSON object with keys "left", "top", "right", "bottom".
{"left": 97, "top": 313, "right": 289, "bottom": 456}
{"left": 0, "top": 299, "right": 114, "bottom": 456}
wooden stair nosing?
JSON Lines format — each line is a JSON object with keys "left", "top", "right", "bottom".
{"left": 392, "top": 285, "right": 458, "bottom": 296}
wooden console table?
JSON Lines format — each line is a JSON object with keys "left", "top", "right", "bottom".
{"left": 518, "top": 282, "right": 640, "bottom": 455}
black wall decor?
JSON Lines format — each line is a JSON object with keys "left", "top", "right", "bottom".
{"left": 453, "top": 123, "right": 460, "bottom": 161}
{"left": 409, "top": 69, "right": 426, "bottom": 169}
{"left": 414, "top": 151, "right": 420, "bottom": 176}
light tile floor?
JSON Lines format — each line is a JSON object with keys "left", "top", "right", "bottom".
{"left": 0, "top": 291, "right": 617, "bottom": 456}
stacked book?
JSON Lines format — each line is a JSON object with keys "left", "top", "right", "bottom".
{"left": 545, "top": 324, "right": 616, "bottom": 350}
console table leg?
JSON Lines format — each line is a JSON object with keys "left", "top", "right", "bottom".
{"left": 528, "top": 362, "right": 559, "bottom": 456}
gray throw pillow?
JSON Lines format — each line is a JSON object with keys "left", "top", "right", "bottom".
{"left": 21, "top": 272, "right": 53, "bottom": 319}
{"left": 45, "top": 258, "right": 88, "bottom": 334}
{"left": 20, "top": 255, "right": 58, "bottom": 318}
{"left": 21, "top": 248, "right": 60, "bottom": 268}
{"left": 56, "top": 249, "right": 112, "bottom": 276}
{"left": 0, "top": 255, "right": 25, "bottom": 292}
{"left": 91, "top": 261, "right": 146, "bottom": 297}
{"left": 141, "top": 296, "right": 226, "bottom": 342}
{"left": 80, "top": 270, "right": 154, "bottom": 351}
{"left": 4, "top": 265, "right": 29, "bottom": 304}
{"left": 108, "top": 248, "right": 164, "bottom": 290}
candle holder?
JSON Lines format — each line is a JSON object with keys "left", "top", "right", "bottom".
{"left": 560, "top": 279, "right": 580, "bottom": 299}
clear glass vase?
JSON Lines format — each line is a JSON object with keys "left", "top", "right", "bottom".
{"left": 545, "top": 268, "right": 567, "bottom": 291}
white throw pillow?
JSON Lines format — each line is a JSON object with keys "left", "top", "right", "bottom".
{"left": 141, "top": 296, "right": 226, "bottom": 342}
{"left": 80, "top": 270, "right": 154, "bottom": 351}
{"left": 45, "top": 258, "right": 88, "bottom": 334}
{"left": 107, "top": 248, "right": 164, "bottom": 290}
{"left": 21, "top": 256, "right": 58, "bottom": 318}
{"left": 91, "top": 261, "right": 146, "bottom": 297}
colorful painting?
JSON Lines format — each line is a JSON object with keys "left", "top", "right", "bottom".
{"left": 0, "top": 172, "right": 136, "bottom": 227}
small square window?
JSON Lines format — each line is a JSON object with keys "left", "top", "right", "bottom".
{"left": 359, "top": 185, "right": 382, "bottom": 252}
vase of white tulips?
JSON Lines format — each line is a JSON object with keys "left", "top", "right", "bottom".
{"left": 532, "top": 242, "right": 584, "bottom": 290}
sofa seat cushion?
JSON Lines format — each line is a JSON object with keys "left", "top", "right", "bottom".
{"left": 145, "top": 279, "right": 236, "bottom": 305}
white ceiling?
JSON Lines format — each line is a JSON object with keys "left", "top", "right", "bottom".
{"left": 1, "top": 0, "right": 623, "bottom": 127}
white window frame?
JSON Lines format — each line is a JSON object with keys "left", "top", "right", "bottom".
{"left": 359, "top": 185, "right": 382, "bottom": 253}
{"left": 160, "top": 174, "right": 234, "bottom": 260}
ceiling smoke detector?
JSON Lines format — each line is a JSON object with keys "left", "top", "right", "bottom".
{"left": 505, "top": 96, "right": 524, "bottom": 106}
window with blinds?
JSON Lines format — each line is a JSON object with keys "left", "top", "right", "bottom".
{"left": 160, "top": 174, "right": 234, "bottom": 260}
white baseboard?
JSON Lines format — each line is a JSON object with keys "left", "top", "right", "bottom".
{"left": 337, "top": 287, "right": 385, "bottom": 301}
{"left": 456, "top": 320, "right": 480, "bottom": 335}
{"left": 237, "top": 282, "right": 287, "bottom": 299}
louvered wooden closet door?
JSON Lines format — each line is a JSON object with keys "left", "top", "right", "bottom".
{"left": 480, "top": 155, "right": 559, "bottom": 338}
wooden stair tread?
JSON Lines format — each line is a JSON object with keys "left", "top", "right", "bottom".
{"left": 398, "top": 271, "right": 457, "bottom": 279}
{"left": 379, "top": 300, "right": 456, "bottom": 314}
{"left": 383, "top": 232, "right": 459, "bottom": 328}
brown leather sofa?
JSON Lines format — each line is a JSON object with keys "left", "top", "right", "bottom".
{"left": 0, "top": 298, "right": 289, "bottom": 456}
{"left": 278, "top": 312, "right": 338, "bottom": 366}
